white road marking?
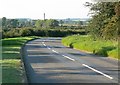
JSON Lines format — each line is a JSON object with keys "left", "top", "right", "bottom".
{"left": 52, "top": 50, "right": 59, "bottom": 53}
{"left": 47, "top": 47, "right": 51, "bottom": 49}
{"left": 42, "top": 42, "right": 46, "bottom": 46}
{"left": 82, "top": 64, "right": 113, "bottom": 80}
{"left": 62, "top": 55, "right": 75, "bottom": 61}
{"left": 43, "top": 44, "right": 46, "bottom": 46}
{"left": 39, "top": 40, "right": 114, "bottom": 80}
{"left": 42, "top": 42, "right": 51, "bottom": 50}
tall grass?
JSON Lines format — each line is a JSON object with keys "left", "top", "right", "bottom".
{"left": 62, "top": 35, "right": 119, "bottom": 59}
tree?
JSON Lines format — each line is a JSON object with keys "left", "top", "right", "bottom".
{"left": 10, "top": 19, "right": 19, "bottom": 28}
{"left": 35, "top": 19, "right": 59, "bottom": 28}
{"left": 35, "top": 20, "right": 43, "bottom": 28}
{"left": 86, "top": 2, "right": 119, "bottom": 40}
{"left": 0, "top": 19, "right": 2, "bottom": 28}
{"left": 2, "top": 17, "right": 7, "bottom": 29}
{"left": 25, "top": 21, "right": 32, "bottom": 27}
{"left": 102, "top": 15, "right": 118, "bottom": 40}
{"left": 45, "top": 19, "right": 59, "bottom": 28}
{"left": 59, "top": 20, "right": 64, "bottom": 26}
{"left": 115, "top": 2, "right": 120, "bottom": 17}
{"left": 115, "top": 2, "right": 120, "bottom": 38}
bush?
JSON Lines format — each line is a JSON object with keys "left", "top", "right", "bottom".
{"left": 2, "top": 27, "right": 86, "bottom": 38}
{"left": 2, "top": 29, "right": 20, "bottom": 38}
{"left": 20, "top": 28, "right": 34, "bottom": 37}
{"left": 33, "top": 29, "right": 45, "bottom": 36}
{"left": 94, "top": 48, "right": 108, "bottom": 57}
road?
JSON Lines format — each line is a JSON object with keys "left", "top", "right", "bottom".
{"left": 23, "top": 37, "right": 119, "bottom": 84}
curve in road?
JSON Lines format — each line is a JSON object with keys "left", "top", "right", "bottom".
{"left": 23, "top": 38, "right": 119, "bottom": 84}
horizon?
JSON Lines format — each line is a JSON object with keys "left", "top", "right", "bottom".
{"left": 0, "top": 0, "right": 93, "bottom": 19}
{"left": 0, "top": 17, "right": 90, "bottom": 20}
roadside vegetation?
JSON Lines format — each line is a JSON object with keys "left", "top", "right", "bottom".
{"left": 1, "top": 17, "right": 86, "bottom": 39}
{"left": 85, "top": 2, "right": 120, "bottom": 41}
{"left": 1, "top": 36, "right": 38, "bottom": 83}
{"left": 2, "top": 27, "right": 85, "bottom": 38}
{"left": 62, "top": 2, "right": 120, "bottom": 60}
{"left": 62, "top": 35, "right": 119, "bottom": 59}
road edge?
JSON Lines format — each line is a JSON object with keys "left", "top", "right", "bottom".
{"left": 20, "top": 37, "right": 40, "bottom": 84}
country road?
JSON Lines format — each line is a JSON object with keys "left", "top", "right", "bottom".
{"left": 23, "top": 37, "right": 119, "bottom": 84}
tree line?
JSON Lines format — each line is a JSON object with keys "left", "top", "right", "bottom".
{"left": 85, "top": 1, "right": 120, "bottom": 41}
{"left": 1, "top": 17, "right": 86, "bottom": 30}
{"left": 1, "top": 17, "right": 86, "bottom": 38}
{"left": 2, "top": 17, "right": 60, "bottom": 30}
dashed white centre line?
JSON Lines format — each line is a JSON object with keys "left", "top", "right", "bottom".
{"left": 43, "top": 44, "right": 46, "bottom": 46}
{"left": 62, "top": 55, "right": 75, "bottom": 61}
{"left": 42, "top": 42, "right": 46, "bottom": 46}
{"left": 42, "top": 41, "right": 114, "bottom": 80}
{"left": 82, "top": 64, "right": 113, "bottom": 80}
{"left": 42, "top": 42, "right": 51, "bottom": 50}
{"left": 52, "top": 50, "right": 59, "bottom": 53}
{"left": 47, "top": 47, "right": 51, "bottom": 49}
{"left": 42, "top": 42, "right": 75, "bottom": 61}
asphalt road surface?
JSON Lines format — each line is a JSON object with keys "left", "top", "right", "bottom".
{"left": 23, "top": 37, "right": 119, "bottom": 84}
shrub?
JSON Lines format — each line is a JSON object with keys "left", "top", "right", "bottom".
{"left": 2, "top": 29, "right": 20, "bottom": 38}
{"left": 20, "top": 28, "right": 34, "bottom": 37}
{"left": 33, "top": 29, "right": 45, "bottom": 36}
{"left": 94, "top": 48, "right": 108, "bottom": 57}
{"left": 2, "top": 27, "right": 86, "bottom": 38}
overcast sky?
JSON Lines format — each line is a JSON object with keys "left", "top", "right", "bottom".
{"left": 0, "top": 0, "right": 93, "bottom": 19}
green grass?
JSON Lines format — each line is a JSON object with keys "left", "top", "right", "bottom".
{"left": 1, "top": 60, "right": 22, "bottom": 83}
{"left": 62, "top": 35, "right": 119, "bottom": 59}
{"left": 2, "top": 46, "right": 20, "bottom": 59}
{"left": 1, "top": 36, "right": 39, "bottom": 83}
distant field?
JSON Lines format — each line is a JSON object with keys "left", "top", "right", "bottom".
{"left": 62, "top": 35, "right": 119, "bottom": 59}
{"left": 1, "top": 36, "right": 38, "bottom": 83}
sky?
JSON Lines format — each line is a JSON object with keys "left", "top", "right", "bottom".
{"left": 0, "top": 0, "right": 93, "bottom": 19}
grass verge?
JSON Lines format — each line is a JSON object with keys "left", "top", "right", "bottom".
{"left": 1, "top": 36, "right": 39, "bottom": 83}
{"left": 62, "top": 35, "right": 119, "bottom": 59}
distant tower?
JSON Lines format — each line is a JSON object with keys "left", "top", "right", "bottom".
{"left": 44, "top": 13, "right": 45, "bottom": 20}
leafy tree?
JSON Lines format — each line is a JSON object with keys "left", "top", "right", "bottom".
{"left": 25, "top": 21, "right": 32, "bottom": 27}
{"left": 102, "top": 15, "right": 118, "bottom": 40}
{"left": 115, "top": 2, "right": 120, "bottom": 17}
{"left": 59, "top": 20, "right": 64, "bottom": 26}
{"left": 35, "top": 20, "right": 44, "bottom": 28}
{"left": 0, "top": 19, "right": 2, "bottom": 28}
{"left": 52, "top": 19, "right": 59, "bottom": 27}
{"left": 2, "top": 17, "right": 7, "bottom": 29}
{"left": 35, "top": 19, "right": 59, "bottom": 28}
{"left": 86, "top": 2, "right": 119, "bottom": 40}
{"left": 10, "top": 19, "right": 19, "bottom": 28}
{"left": 115, "top": 2, "right": 120, "bottom": 38}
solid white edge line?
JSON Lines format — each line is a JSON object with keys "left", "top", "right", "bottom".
{"left": 82, "top": 64, "right": 113, "bottom": 80}
{"left": 62, "top": 55, "right": 75, "bottom": 61}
